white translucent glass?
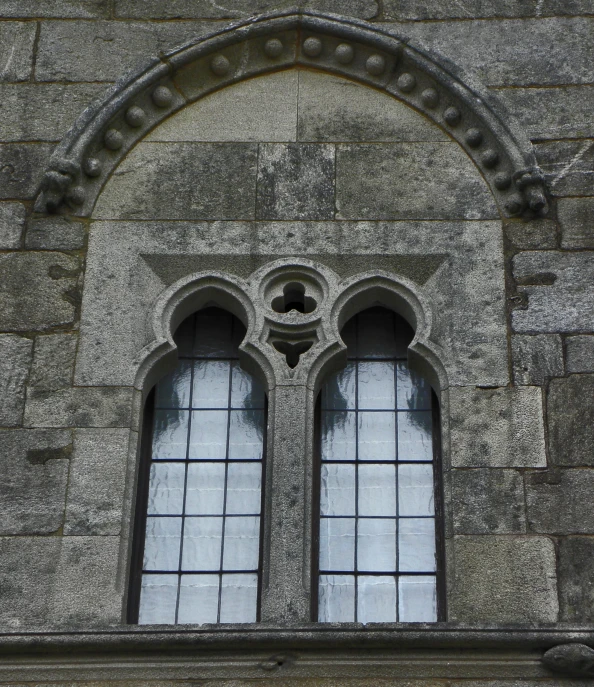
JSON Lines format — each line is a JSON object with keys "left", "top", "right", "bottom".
{"left": 358, "top": 464, "right": 396, "bottom": 516}
{"left": 358, "top": 361, "right": 395, "bottom": 410}
{"left": 189, "top": 410, "right": 228, "bottom": 459}
{"left": 185, "top": 463, "right": 225, "bottom": 514}
{"left": 192, "top": 360, "right": 230, "bottom": 408}
{"left": 318, "top": 574, "right": 355, "bottom": 622}
{"left": 396, "top": 362, "right": 432, "bottom": 410}
{"left": 228, "top": 410, "right": 264, "bottom": 460}
{"left": 398, "top": 464, "right": 434, "bottom": 516}
{"left": 181, "top": 517, "right": 223, "bottom": 571}
{"left": 147, "top": 462, "right": 185, "bottom": 515}
{"left": 155, "top": 361, "right": 192, "bottom": 409}
{"left": 321, "top": 411, "right": 356, "bottom": 461}
{"left": 226, "top": 463, "right": 262, "bottom": 515}
{"left": 138, "top": 574, "right": 178, "bottom": 624}
{"left": 357, "top": 518, "right": 396, "bottom": 572}
{"left": 358, "top": 412, "right": 396, "bottom": 461}
{"left": 398, "top": 576, "right": 437, "bottom": 622}
{"left": 193, "top": 311, "right": 234, "bottom": 358}
{"left": 320, "top": 464, "right": 355, "bottom": 516}
{"left": 356, "top": 310, "right": 398, "bottom": 358}
{"left": 177, "top": 574, "right": 219, "bottom": 624}
{"left": 398, "top": 411, "right": 433, "bottom": 462}
{"left": 357, "top": 576, "right": 397, "bottom": 623}
{"left": 230, "top": 362, "right": 265, "bottom": 409}
{"left": 219, "top": 573, "right": 258, "bottom": 622}
{"left": 399, "top": 518, "right": 436, "bottom": 572}
{"left": 319, "top": 517, "right": 355, "bottom": 571}
{"left": 322, "top": 363, "right": 356, "bottom": 410}
{"left": 152, "top": 410, "right": 189, "bottom": 460}
{"left": 223, "top": 516, "right": 260, "bottom": 570}
{"left": 143, "top": 517, "right": 182, "bottom": 571}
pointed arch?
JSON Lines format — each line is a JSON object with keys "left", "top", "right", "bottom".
{"left": 35, "top": 9, "right": 547, "bottom": 219}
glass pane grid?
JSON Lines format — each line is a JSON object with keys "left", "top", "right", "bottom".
{"left": 140, "top": 310, "right": 264, "bottom": 625}
{"left": 319, "top": 309, "right": 437, "bottom": 624}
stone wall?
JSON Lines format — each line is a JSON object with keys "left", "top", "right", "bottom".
{"left": 0, "top": 1, "right": 592, "bottom": 685}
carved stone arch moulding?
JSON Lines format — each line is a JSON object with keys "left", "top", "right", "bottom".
{"left": 35, "top": 9, "right": 548, "bottom": 219}
{"left": 133, "top": 259, "right": 447, "bottom": 404}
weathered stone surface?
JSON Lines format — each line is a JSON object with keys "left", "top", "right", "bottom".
{"left": 558, "top": 197, "right": 594, "bottom": 249}
{"left": 0, "top": 429, "right": 71, "bottom": 535}
{"left": 256, "top": 143, "right": 335, "bottom": 220}
{"left": 539, "top": 0, "right": 594, "bottom": 15}
{"left": 526, "top": 469, "right": 594, "bottom": 534}
{"left": 115, "top": 0, "right": 379, "bottom": 19}
{"left": 28, "top": 333, "right": 78, "bottom": 395}
{"left": 64, "top": 428, "right": 129, "bottom": 535}
{"left": 450, "top": 536, "right": 558, "bottom": 622}
{"left": 547, "top": 374, "right": 594, "bottom": 467}
{"left": 0, "top": 202, "right": 25, "bottom": 249}
{"left": 147, "top": 71, "right": 298, "bottom": 143}
{"left": 451, "top": 469, "right": 526, "bottom": 534}
{"left": 0, "top": 22, "right": 36, "bottom": 82}
{"left": 450, "top": 386, "right": 546, "bottom": 467}
{"left": 511, "top": 334, "right": 564, "bottom": 385}
{"left": 496, "top": 86, "right": 594, "bottom": 140}
{"left": 50, "top": 535, "right": 122, "bottom": 626}
{"left": 558, "top": 537, "right": 594, "bottom": 623}
{"left": 504, "top": 219, "right": 557, "bottom": 250}
{"left": 566, "top": 336, "right": 594, "bottom": 373}
{"left": 0, "top": 0, "right": 108, "bottom": 17}
{"left": 0, "top": 144, "right": 53, "bottom": 199}
{"left": 94, "top": 143, "right": 258, "bottom": 220}
{"left": 535, "top": 139, "right": 594, "bottom": 196}
{"left": 384, "top": 0, "right": 536, "bottom": 20}
{"left": 297, "top": 71, "right": 447, "bottom": 143}
{"left": 25, "top": 216, "right": 86, "bottom": 251}
{"left": 0, "top": 253, "right": 78, "bottom": 331}
{"left": 402, "top": 17, "right": 594, "bottom": 86}
{"left": 512, "top": 252, "right": 594, "bottom": 333}
{"left": 36, "top": 20, "right": 212, "bottom": 82}
{"left": 24, "top": 386, "right": 133, "bottom": 428}
{"left": 0, "top": 84, "right": 108, "bottom": 141}
{"left": 0, "top": 335, "right": 32, "bottom": 426}
{"left": 335, "top": 144, "right": 497, "bottom": 220}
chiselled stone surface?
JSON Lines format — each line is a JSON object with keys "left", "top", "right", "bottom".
{"left": 297, "top": 71, "right": 448, "bottom": 142}
{"left": 0, "top": 335, "right": 33, "bottom": 427}
{"left": 401, "top": 18, "right": 594, "bottom": 86}
{"left": 504, "top": 219, "right": 557, "bottom": 250}
{"left": 256, "top": 143, "right": 335, "bottom": 220}
{"left": 35, "top": 20, "right": 212, "bottom": 82}
{"left": 547, "top": 374, "right": 594, "bottom": 467}
{"left": 64, "top": 428, "right": 129, "bottom": 535}
{"left": 526, "top": 469, "right": 594, "bottom": 534}
{"left": 449, "top": 386, "right": 546, "bottom": 467}
{"left": 0, "top": 429, "right": 71, "bottom": 535}
{"left": 0, "top": 202, "right": 25, "bottom": 249}
{"left": 0, "top": 0, "right": 109, "bottom": 17}
{"left": 450, "top": 536, "right": 558, "bottom": 623}
{"left": 335, "top": 144, "right": 497, "bottom": 220}
{"left": 115, "top": 0, "right": 379, "bottom": 19}
{"left": 496, "top": 86, "right": 594, "bottom": 140}
{"left": 384, "top": 0, "right": 535, "bottom": 20}
{"left": 558, "top": 197, "right": 594, "bottom": 249}
{"left": 558, "top": 537, "right": 594, "bottom": 623}
{"left": 94, "top": 143, "right": 258, "bottom": 220}
{"left": 146, "top": 71, "right": 298, "bottom": 143}
{"left": 0, "top": 84, "right": 108, "bottom": 141}
{"left": 511, "top": 334, "right": 564, "bottom": 385}
{"left": 566, "top": 336, "right": 594, "bottom": 373}
{"left": 451, "top": 469, "right": 526, "bottom": 534}
{"left": 25, "top": 217, "right": 86, "bottom": 251}
{"left": 0, "top": 253, "right": 78, "bottom": 331}
{"left": 28, "top": 333, "right": 78, "bottom": 395}
{"left": 535, "top": 139, "right": 594, "bottom": 196}
{"left": 0, "top": 144, "right": 54, "bottom": 199}
{"left": 0, "top": 22, "right": 36, "bottom": 82}
{"left": 512, "top": 252, "right": 594, "bottom": 333}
